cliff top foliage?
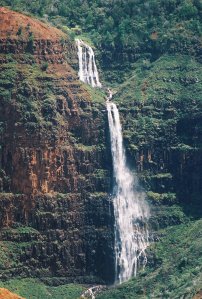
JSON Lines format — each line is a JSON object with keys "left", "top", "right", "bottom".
{"left": 0, "top": 0, "right": 201, "bottom": 84}
{"left": 0, "top": 0, "right": 201, "bottom": 55}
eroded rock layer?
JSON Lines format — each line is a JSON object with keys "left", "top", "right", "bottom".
{"left": 0, "top": 7, "right": 114, "bottom": 283}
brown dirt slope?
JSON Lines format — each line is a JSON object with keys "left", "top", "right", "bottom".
{"left": 193, "top": 291, "right": 202, "bottom": 299}
{"left": 0, "top": 7, "right": 65, "bottom": 40}
{"left": 0, "top": 288, "right": 25, "bottom": 299}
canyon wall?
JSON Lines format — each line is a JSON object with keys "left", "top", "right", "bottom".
{"left": 0, "top": 7, "right": 201, "bottom": 292}
{"left": 0, "top": 7, "right": 114, "bottom": 284}
{"left": 114, "top": 54, "right": 202, "bottom": 231}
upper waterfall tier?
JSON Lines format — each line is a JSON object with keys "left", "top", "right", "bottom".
{"left": 76, "top": 39, "right": 102, "bottom": 88}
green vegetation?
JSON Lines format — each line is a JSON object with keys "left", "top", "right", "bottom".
{"left": 74, "top": 144, "right": 96, "bottom": 152}
{"left": 0, "top": 1, "right": 201, "bottom": 298}
{"left": 16, "top": 25, "right": 22, "bottom": 36}
{"left": 1, "top": 0, "right": 201, "bottom": 53}
{"left": 84, "top": 83, "right": 106, "bottom": 103}
{"left": 1, "top": 0, "right": 201, "bottom": 83}
{"left": 0, "top": 239, "right": 36, "bottom": 270}
{"left": 1, "top": 226, "right": 39, "bottom": 235}
{"left": 115, "top": 54, "right": 202, "bottom": 154}
{"left": 27, "top": 31, "right": 34, "bottom": 52}
{"left": 41, "top": 62, "right": 49, "bottom": 71}
{"left": 151, "top": 173, "right": 173, "bottom": 179}
{"left": 0, "top": 60, "right": 61, "bottom": 133}
{"left": 0, "top": 278, "right": 85, "bottom": 299}
{"left": 149, "top": 204, "right": 189, "bottom": 229}
{"left": 147, "top": 191, "right": 177, "bottom": 204}
{"left": 92, "top": 169, "right": 110, "bottom": 179}
{"left": 98, "top": 219, "right": 202, "bottom": 299}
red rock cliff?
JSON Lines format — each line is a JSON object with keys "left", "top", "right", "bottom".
{"left": 0, "top": 7, "right": 114, "bottom": 283}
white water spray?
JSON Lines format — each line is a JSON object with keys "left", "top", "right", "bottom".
{"left": 76, "top": 39, "right": 102, "bottom": 88}
{"left": 107, "top": 102, "right": 150, "bottom": 284}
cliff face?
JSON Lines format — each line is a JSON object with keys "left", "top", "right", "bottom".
{"left": 1, "top": 6, "right": 201, "bottom": 297}
{"left": 0, "top": 7, "right": 114, "bottom": 283}
{"left": 98, "top": 52, "right": 202, "bottom": 299}
{"left": 115, "top": 54, "right": 202, "bottom": 221}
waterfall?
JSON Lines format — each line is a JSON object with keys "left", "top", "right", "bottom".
{"left": 76, "top": 39, "right": 102, "bottom": 88}
{"left": 76, "top": 38, "right": 150, "bottom": 285}
{"left": 107, "top": 102, "right": 150, "bottom": 284}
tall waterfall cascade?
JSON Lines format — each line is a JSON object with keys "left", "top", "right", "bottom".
{"left": 76, "top": 39, "right": 102, "bottom": 88}
{"left": 76, "top": 39, "right": 150, "bottom": 285}
{"left": 107, "top": 102, "right": 150, "bottom": 284}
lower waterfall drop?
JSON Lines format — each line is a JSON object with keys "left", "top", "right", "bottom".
{"left": 106, "top": 102, "right": 150, "bottom": 284}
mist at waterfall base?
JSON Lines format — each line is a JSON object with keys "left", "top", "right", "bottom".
{"left": 76, "top": 39, "right": 150, "bottom": 285}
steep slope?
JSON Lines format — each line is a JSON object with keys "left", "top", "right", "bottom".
{"left": 116, "top": 55, "right": 202, "bottom": 209}
{"left": 0, "top": 7, "right": 114, "bottom": 285}
{"left": 0, "top": 7, "right": 65, "bottom": 39}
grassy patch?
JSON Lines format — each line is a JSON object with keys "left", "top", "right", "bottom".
{"left": 0, "top": 278, "right": 85, "bottom": 299}
{"left": 147, "top": 191, "right": 177, "bottom": 204}
{"left": 83, "top": 84, "right": 106, "bottom": 104}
